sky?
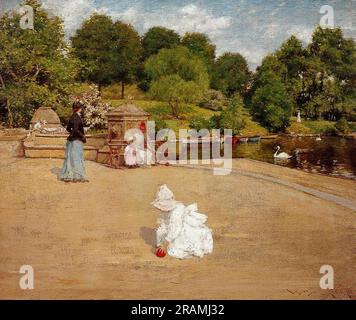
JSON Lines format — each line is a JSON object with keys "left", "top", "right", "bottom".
{"left": 1, "top": 0, "right": 355, "bottom": 68}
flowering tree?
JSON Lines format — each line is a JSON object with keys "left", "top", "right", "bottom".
{"left": 70, "top": 85, "right": 113, "bottom": 130}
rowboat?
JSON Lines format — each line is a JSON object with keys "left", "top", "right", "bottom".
{"left": 238, "top": 137, "right": 248, "bottom": 143}
{"left": 248, "top": 135, "right": 261, "bottom": 143}
{"left": 261, "top": 135, "right": 278, "bottom": 139}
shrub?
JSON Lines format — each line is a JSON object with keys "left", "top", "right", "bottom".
{"left": 323, "top": 127, "right": 338, "bottom": 136}
{"left": 335, "top": 117, "right": 351, "bottom": 134}
{"left": 198, "top": 89, "right": 227, "bottom": 111}
{"left": 189, "top": 115, "right": 211, "bottom": 131}
{"left": 208, "top": 114, "right": 222, "bottom": 130}
{"left": 286, "top": 122, "right": 312, "bottom": 134}
{"left": 150, "top": 115, "right": 168, "bottom": 132}
{"left": 219, "top": 95, "right": 246, "bottom": 135}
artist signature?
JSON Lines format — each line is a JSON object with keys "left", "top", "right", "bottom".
{"left": 285, "top": 288, "right": 355, "bottom": 299}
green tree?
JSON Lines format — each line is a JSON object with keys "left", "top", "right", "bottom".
{"left": 0, "top": 0, "right": 78, "bottom": 127}
{"left": 211, "top": 52, "right": 250, "bottom": 97}
{"left": 220, "top": 95, "right": 246, "bottom": 135}
{"left": 276, "top": 36, "right": 307, "bottom": 80}
{"left": 246, "top": 54, "right": 286, "bottom": 108}
{"left": 113, "top": 21, "right": 142, "bottom": 99}
{"left": 181, "top": 32, "right": 216, "bottom": 72}
{"left": 294, "top": 55, "right": 326, "bottom": 119}
{"left": 309, "top": 27, "right": 356, "bottom": 81}
{"left": 145, "top": 46, "right": 209, "bottom": 117}
{"left": 71, "top": 14, "right": 116, "bottom": 92}
{"left": 250, "top": 55, "right": 287, "bottom": 90}
{"left": 142, "top": 27, "right": 181, "bottom": 59}
{"left": 251, "top": 71, "right": 293, "bottom": 132}
{"left": 71, "top": 14, "right": 142, "bottom": 98}
{"left": 250, "top": 28, "right": 356, "bottom": 122}
{"left": 276, "top": 36, "right": 307, "bottom": 112}
{"left": 307, "top": 27, "right": 356, "bottom": 120}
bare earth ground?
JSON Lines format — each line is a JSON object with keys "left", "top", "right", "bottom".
{"left": 0, "top": 141, "right": 355, "bottom": 299}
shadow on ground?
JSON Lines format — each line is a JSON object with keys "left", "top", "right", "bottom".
{"left": 51, "top": 167, "right": 61, "bottom": 180}
{"left": 140, "top": 226, "right": 156, "bottom": 254}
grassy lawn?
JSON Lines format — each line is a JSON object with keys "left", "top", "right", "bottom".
{"left": 104, "top": 98, "right": 216, "bottom": 134}
{"left": 287, "top": 119, "right": 356, "bottom": 135}
{"left": 103, "top": 83, "right": 354, "bottom": 136}
{"left": 105, "top": 98, "right": 269, "bottom": 136}
{"left": 240, "top": 117, "right": 268, "bottom": 136}
{"left": 106, "top": 99, "right": 216, "bottom": 117}
{"left": 303, "top": 120, "right": 336, "bottom": 134}
{"left": 103, "top": 84, "right": 267, "bottom": 135}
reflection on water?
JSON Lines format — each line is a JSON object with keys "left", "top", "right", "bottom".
{"left": 233, "top": 136, "right": 356, "bottom": 180}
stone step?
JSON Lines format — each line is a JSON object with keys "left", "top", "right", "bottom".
{"left": 24, "top": 144, "right": 98, "bottom": 161}
{"left": 32, "top": 134, "right": 106, "bottom": 148}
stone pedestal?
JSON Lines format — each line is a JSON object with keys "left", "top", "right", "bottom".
{"left": 30, "top": 106, "right": 64, "bottom": 130}
{"left": 105, "top": 103, "right": 150, "bottom": 167}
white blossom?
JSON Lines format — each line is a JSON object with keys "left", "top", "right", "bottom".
{"left": 70, "top": 85, "right": 113, "bottom": 130}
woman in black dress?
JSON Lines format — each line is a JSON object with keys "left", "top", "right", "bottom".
{"left": 60, "top": 102, "right": 88, "bottom": 182}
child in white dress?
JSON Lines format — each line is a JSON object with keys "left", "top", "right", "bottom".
{"left": 152, "top": 185, "right": 213, "bottom": 259}
{"left": 124, "top": 137, "right": 137, "bottom": 168}
{"left": 124, "top": 132, "right": 155, "bottom": 167}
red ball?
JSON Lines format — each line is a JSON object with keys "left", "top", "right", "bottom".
{"left": 156, "top": 247, "right": 166, "bottom": 258}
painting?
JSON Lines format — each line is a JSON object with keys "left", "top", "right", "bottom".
{"left": 0, "top": 0, "right": 355, "bottom": 307}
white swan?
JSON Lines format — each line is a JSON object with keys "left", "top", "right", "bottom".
{"left": 274, "top": 146, "right": 292, "bottom": 159}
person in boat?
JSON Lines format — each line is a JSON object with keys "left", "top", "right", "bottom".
{"left": 60, "top": 102, "right": 89, "bottom": 182}
{"left": 152, "top": 185, "right": 213, "bottom": 259}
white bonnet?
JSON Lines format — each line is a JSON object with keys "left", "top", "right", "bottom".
{"left": 152, "top": 184, "right": 178, "bottom": 212}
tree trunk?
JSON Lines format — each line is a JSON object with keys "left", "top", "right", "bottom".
{"left": 121, "top": 81, "right": 125, "bottom": 100}
{"left": 6, "top": 99, "right": 13, "bottom": 128}
{"left": 170, "top": 101, "right": 179, "bottom": 119}
{"left": 0, "top": 74, "right": 5, "bottom": 89}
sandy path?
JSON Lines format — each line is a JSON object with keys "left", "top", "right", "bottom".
{"left": 179, "top": 163, "right": 356, "bottom": 211}
{"left": 233, "top": 159, "right": 356, "bottom": 203}
{"left": 0, "top": 149, "right": 355, "bottom": 299}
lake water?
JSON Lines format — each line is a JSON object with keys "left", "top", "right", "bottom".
{"left": 233, "top": 136, "right": 356, "bottom": 180}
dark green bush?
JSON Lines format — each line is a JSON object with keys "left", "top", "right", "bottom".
{"left": 198, "top": 89, "right": 227, "bottom": 111}
{"left": 189, "top": 115, "right": 211, "bottom": 131}
{"left": 335, "top": 118, "right": 350, "bottom": 134}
